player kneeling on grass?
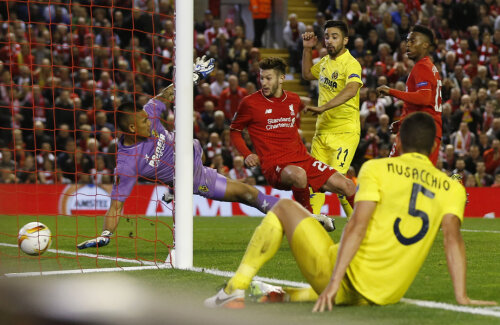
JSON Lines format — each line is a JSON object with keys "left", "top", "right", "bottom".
{"left": 78, "top": 57, "right": 282, "bottom": 249}
{"left": 230, "top": 57, "right": 354, "bottom": 227}
{"left": 205, "top": 112, "right": 497, "bottom": 309}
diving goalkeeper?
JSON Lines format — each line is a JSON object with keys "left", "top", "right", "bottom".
{"left": 77, "top": 57, "right": 281, "bottom": 249}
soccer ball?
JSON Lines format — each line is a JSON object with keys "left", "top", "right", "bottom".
{"left": 17, "top": 222, "right": 52, "bottom": 256}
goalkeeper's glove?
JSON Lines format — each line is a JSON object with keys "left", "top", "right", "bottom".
{"left": 77, "top": 230, "right": 113, "bottom": 250}
{"left": 193, "top": 55, "right": 215, "bottom": 85}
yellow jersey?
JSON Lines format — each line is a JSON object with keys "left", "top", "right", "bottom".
{"left": 311, "top": 49, "right": 363, "bottom": 134}
{"left": 350, "top": 153, "right": 466, "bottom": 305}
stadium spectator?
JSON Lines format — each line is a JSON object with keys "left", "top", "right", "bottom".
{"left": 204, "top": 132, "right": 223, "bottom": 166}
{"left": 486, "top": 118, "right": 500, "bottom": 141}
{"left": 491, "top": 172, "right": 500, "bottom": 187}
{"left": 474, "top": 161, "right": 494, "bottom": 187}
{"left": 201, "top": 100, "right": 216, "bottom": 126}
{"left": 443, "top": 144, "right": 458, "bottom": 172}
{"left": 376, "top": 13, "right": 399, "bottom": 43}
{"left": 229, "top": 155, "right": 254, "bottom": 184}
{"left": 38, "top": 159, "right": 61, "bottom": 184}
{"left": 228, "top": 38, "right": 249, "bottom": 71}
{"left": 16, "top": 154, "right": 36, "bottom": 184}
{"left": 91, "top": 155, "right": 111, "bottom": 185}
{"left": 451, "top": 94, "right": 482, "bottom": 134}
{"left": 313, "top": 12, "right": 326, "bottom": 42}
{"left": 452, "top": 157, "right": 471, "bottom": 181}
{"left": 194, "top": 82, "right": 219, "bottom": 113}
{"left": 208, "top": 110, "right": 228, "bottom": 136}
{"left": 360, "top": 88, "right": 390, "bottom": 125}
{"left": 210, "top": 69, "right": 228, "bottom": 97}
{"left": 283, "top": 13, "right": 306, "bottom": 74}
{"left": 483, "top": 138, "right": 500, "bottom": 175}
{"left": 464, "top": 144, "right": 482, "bottom": 174}
{"left": 451, "top": 122, "right": 476, "bottom": 156}
{"left": 210, "top": 153, "right": 229, "bottom": 178}
{"left": 378, "top": 0, "right": 397, "bottom": 17}
{"left": 250, "top": 0, "right": 272, "bottom": 48}
{"left": 195, "top": 9, "right": 214, "bottom": 34}
{"left": 93, "top": 111, "right": 115, "bottom": 133}
{"left": 218, "top": 75, "right": 247, "bottom": 120}
{"left": 376, "top": 114, "right": 391, "bottom": 145}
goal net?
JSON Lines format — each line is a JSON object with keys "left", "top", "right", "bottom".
{"left": 0, "top": 0, "right": 193, "bottom": 275}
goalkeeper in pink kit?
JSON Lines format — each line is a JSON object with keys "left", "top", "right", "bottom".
{"left": 78, "top": 57, "right": 280, "bottom": 249}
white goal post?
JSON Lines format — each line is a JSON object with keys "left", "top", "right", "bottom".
{"left": 173, "top": 0, "right": 194, "bottom": 269}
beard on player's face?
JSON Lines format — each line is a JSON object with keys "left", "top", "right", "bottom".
{"left": 327, "top": 44, "right": 343, "bottom": 58}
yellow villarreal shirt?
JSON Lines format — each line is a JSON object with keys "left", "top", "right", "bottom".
{"left": 350, "top": 153, "right": 466, "bottom": 305}
{"left": 311, "top": 49, "right": 363, "bottom": 134}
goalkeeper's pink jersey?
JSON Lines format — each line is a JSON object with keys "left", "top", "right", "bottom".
{"left": 111, "top": 99, "right": 223, "bottom": 201}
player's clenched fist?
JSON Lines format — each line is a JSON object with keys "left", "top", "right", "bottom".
{"left": 244, "top": 154, "right": 260, "bottom": 167}
{"left": 376, "top": 85, "right": 390, "bottom": 97}
{"left": 302, "top": 32, "right": 317, "bottom": 48}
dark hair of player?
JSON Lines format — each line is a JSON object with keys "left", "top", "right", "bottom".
{"left": 116, "top": 102, "right": 136, "bottom": 132}
{"left": 324, "top": 20, "right": 348, "bottom": 38}
{"left": 412, "top": 25, "right": 435, "bottom": 47}
{"left": 400, "top": 112, "right": 436, "bottom": 155}
{"left": 259, "top": 57, "right": 287, "bottom": 76}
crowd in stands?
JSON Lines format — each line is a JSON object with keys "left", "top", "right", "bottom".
{"left": 0, "top": 0, "right": 499, "bottom": 189}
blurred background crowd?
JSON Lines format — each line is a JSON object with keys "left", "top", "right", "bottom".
{"left": 0, "top": 0, "right": 499, "bottom": 188}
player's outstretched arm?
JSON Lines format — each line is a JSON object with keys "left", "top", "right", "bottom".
{"left": 154, "top": 84, "right": 174, "bottom": 104}
{"left": 302, "top": 32, "right": 317, "bottom": 80}
{"left": 313, "top": 201, "right": 376, "bottom": 312}
{"left": 377, "top": 85, "right": 434, "bottom": 107}
{"left": 305, "top": 82, "right": 361, "bottom": 115}
{"left": 442, "top": 214, "right": 497, "bottom": 306}
{"left": 229, "top": 128, "right": 260, "bottom": 166}
{"left": 77, "top": 200, "right": 124, "bottom": 250}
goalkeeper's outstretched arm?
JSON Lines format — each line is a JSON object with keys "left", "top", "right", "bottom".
{"left": 154, "top": 55, "right": 215, "bottom": 105}
{"left": 77, "top": 200, "right": 124, "bottom": 249}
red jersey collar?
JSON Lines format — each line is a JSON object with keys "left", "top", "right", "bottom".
{"left": 259, "top": 89, "right": 288, "bottom": 103}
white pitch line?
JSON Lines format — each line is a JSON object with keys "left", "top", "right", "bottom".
{"left": 461, "top": 229, "right": 500, "bottom": 234}
{"left": 2, "top": 243, "right": 499, "bottom": 319}
{"left": 3, "top": 264, "right": 171, "bottom": 278}
{"left": 401, "top": 298, "right": 500, "bottom": 318}
{"left": 190, "top": 266, "right": 310, "bottom": 288}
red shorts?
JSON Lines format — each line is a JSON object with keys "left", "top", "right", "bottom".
{"left": 263, "top": 155, "right": 337, "bottom": 192}
{"left": 390, "top": 136, "right": 441, "bottom": 166}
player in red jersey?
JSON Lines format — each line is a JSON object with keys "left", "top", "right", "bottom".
{"left": 377, "top": 25, "right": 442, "bottom": 165}
{"left": 230, "top": 57, "right": 355, "bottom": 214}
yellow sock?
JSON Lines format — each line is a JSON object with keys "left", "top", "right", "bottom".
{"left": 225, "top": 212, "right": 283, "bottom": 293}
{"left": 309, "top": 190, "right": 325, "bottom": 215}
{"left": 338, "top": 194, "right": 353, "bottom": 219}
{"left": 283, "top": 286, "right": 319, "bottom": 302}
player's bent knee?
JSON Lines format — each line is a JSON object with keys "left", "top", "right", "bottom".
{"left": 283, "top": 166, "right": 307, "bottom": 188}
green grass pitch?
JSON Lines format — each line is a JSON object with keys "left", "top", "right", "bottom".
{"left": 1, "top": 215, "right": 499, "bottom": 324}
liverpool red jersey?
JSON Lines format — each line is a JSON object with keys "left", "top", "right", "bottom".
{"left": 230, "top": 90, "right": 307, "bottom": 172}
{"left": 401, "top": 56, "right": 443, "bottom": 138}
